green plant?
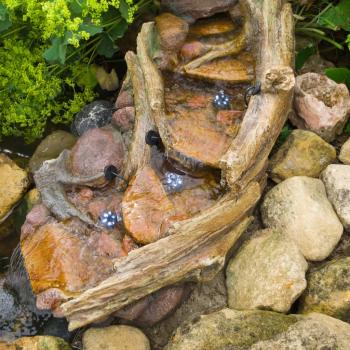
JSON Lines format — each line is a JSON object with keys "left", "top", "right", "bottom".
{"left": 0, "top": 0, "right": 153, "bottom": 142}
{"left": 294, "top": 0, "right": 350, "bottom": 71}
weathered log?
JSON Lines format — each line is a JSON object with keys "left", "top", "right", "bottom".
{"left": 220, "top": 0, "right": 295, "bottom": 188}
{"left": 121, "top": 52, "right": 155, "bottom": 181}
{"left": 59, "top": 181, "right": 260, "bottom": 330}
{"left": 57, "top": 0, "right": 294, "bottom": 330}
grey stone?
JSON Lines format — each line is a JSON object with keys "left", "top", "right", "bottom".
{"left": 71, "top": 100, "right": 114, "bottom": 136}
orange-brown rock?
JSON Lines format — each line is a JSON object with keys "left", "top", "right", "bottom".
{"left": 122, "top": 166, "right": 182, "bottom": 244}
{"left": 189, "top": 17, "right": 236, "bottom": 36}
{"left": 185, "top": 57, "right": 253, "bottom": 83}
{"left": 167, "top": 110, "right": 232, "bottom": 167}
{"left": 21, "top": 218, "right": 123, "bottom": 309}
{"left": 216, "top": 110, "right": 243, "bottom": 125}
{"left": 156, "top": 13, "right": 189, "bottom": 52}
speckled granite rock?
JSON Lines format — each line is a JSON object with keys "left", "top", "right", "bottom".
{"left": 261, "top": 176, "right": 343, "bottom": 261}
{"left": 298, "top": 257, "right": 350, "bottom": 322}
{"left": 71, "top": 100, "right": 114, "bottom": 136}
{"left": 321, "top": 164, "right": 350, "bottom": 229}
{"left": 269, "top": 129, "right": 336, "bottom": 182}
{"left": 226, "top": 229, "right": 307, "bottom": 313}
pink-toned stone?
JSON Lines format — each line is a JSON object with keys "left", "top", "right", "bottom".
{"left": 78, "top": 187, "right": 94, "bottom": 201}
{"left": 114, "top": 298, "right": 150, "bottom": 321}
{"left": 122, "top": 234, "right": 139, "bottom": 254}
{"left": 115, "top": 89, "right": 134, "bottom": 109}
{"left": 292, "top": 73, "right": 350, "bottom": 141}
{"left": 21, "top": 204, "right": 51, "bottom": 239}
{"left": 180, "top": 41, "right": 207, "bottom": 61}
{"left": 156, "top": 13, "right": 189, "bottom": 52}
{"left": 69, "top": 128, "right": 125, "bottom": 177}
{"left": 161, "top": 0, "right": 238, "bottom": 22}
{"left": 137, "top": 285, "right": 188, "bottom": 326}
{"left": 112, "top": 106, "right": 135, "bottom": 132}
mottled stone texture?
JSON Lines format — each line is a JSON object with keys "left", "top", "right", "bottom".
{"left": 269, "top": 129, "right": 336, "bottom": 182}
{"left": 226, "top": 229, "right": 307, "bottom": 313}
{"left": 261, "top": 176, "right": 343, "bottom": 261}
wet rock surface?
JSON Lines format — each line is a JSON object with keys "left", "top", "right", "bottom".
{"left": 298, "top": 257, "right": 350, "bottom": 322}
{"left": 0, "top": 154, "right": 29, "bottom": 221}
{"left": 29, "top": 131, "right": 77, "bottom": 174}
{"left": 261, "top": 176, "right": 343, "bottom": 261}
{"left": 83, "top": 325, "right": 150, "bottom": 350}
{"left": 269, "top": 129, "right": 336, "bottom": 182}
{"left": 321, "top": 164, "right": 350, "bottom": 229}
{"left": 292, "top": 73, "right": 350, "bottom": 142}
{"left": 226, "top": 229, "right": 307, "bottom": 313}
{"left": 71, "top": 100, "right": 114, "bottom": 136}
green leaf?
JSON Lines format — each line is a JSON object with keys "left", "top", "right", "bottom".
{"left": 96, "top": 33, "right": 118, "bottom": 58}
{"left": 43, "top": 37, "right": 67, "bottom": 65}
{"left": 325, "top": 67, "right": 350, "bottom": 90}
{"left": 0, "top": 3, "right": 12, "bottom": 33}
{"left": 119, "top": 0, "right": 129, "bottom": 22}
{"left": 295, "top": 44, "right": 316, "bottom": 71}
{"left": 79, "top": 23, "right": 103, "bottom": 36}
{"left": 69, "top": 0, "right": 83, "bottom": 16}
{"left": 109, "top": 19, "right": 128, "bottom": 40}
{"left": 319, "top": 0, "right": 350, "bottom": 32}
{"left": 76, "top": 65, "right": 98, "bottom": 88}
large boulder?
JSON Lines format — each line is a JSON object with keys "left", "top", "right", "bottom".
{"left": 298, "top": 257, "right": 350, "bottom": 322}
{"left": 269, "top": 129, "right": 336, "bottom": 182}
{"left": 261, "top": 176, "right": 343, "bottom": 261}
{"left": 165, "top": 309, "right": 350, "bottom": 350}
{"left": 29, "top": 131, "right": 76, "bottom": 173}
{"left": 0, "top": 154, "right": 29, "bottom": 221}
{"left": 82, "top": 325, "right": 150, "bottom": 350}
{"left": 226, "top": 229, "right": 307, "bottom": 313}
{"left": 321, "top": 164, "right": 350, "bottom": 229}
{"left": 291, "top": 73, "right": 350, "bottom": 141}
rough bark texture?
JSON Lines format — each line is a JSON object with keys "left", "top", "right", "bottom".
{"left": 58, "top": 0, "right": 294, "bottom": 330}
{"left": 59, "top": 182, "right": 260, "bottom": 330}
{"left": 220, "top": 0, "right": 295, "bottom": 189}
{"left": 121, "top": 52, "right": 155, "bottom": 181}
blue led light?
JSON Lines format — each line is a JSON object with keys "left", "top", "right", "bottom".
{"left": 213, "top": 90, "right": 230, "bottom": 109}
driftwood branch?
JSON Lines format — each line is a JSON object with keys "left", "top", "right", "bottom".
{"left": 220, "top": 0, "right": 295, "bottom": 189}
{"left": 57, "top": 0, "right": 294, "bottom": 330}
{"left": 121, "top": 52, "right": 155, "bottom": 181}
{"left": 59, "top": 182, "right": 260, "bottom": 330}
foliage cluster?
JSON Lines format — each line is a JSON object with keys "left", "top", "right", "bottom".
{"left": 0, "top": 0, "right": 152, "bottom": 142}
